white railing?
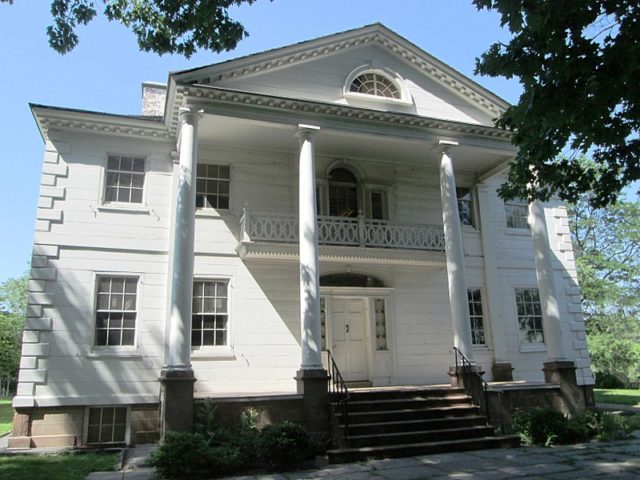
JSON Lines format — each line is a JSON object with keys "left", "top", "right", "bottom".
{"left": 240, "top": 209, "right": 445, "bottom": 251}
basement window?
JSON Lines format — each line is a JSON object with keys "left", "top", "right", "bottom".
{"left": 86, "top": 406, "right": 128, "bottom": 445}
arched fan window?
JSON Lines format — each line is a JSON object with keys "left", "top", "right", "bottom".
{"left": 349, "top": 72, "right": 401, "bottom": 99}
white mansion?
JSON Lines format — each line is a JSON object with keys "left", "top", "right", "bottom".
{"left": 10, "top": 24, "right": 593, "bottom": 449}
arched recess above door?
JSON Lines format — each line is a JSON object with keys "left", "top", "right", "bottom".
{"left": 320, "top": 272, "right": 385, "bottom": 288}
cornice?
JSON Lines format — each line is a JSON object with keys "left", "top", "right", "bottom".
{"left": 31, "top": 105, "right": 172, "bottom": 141}
{"left": 172, "top": 84, "right": 512, "bottom": 141}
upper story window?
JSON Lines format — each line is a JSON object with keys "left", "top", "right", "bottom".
{"left": 349, "top": 72, "right": 401, "bottom": 99}
{"left": 328, "top": 168, "right": 359, "bottom": 217}
{"left": 95, "top": 276, "right": 138, "bottom": 347}
{"left": 105, "top": 155, "right": 145, "bottom": 204}
{"left": 196, "top": 164, "right": 230, "bottom": 210}
{"left": 457, "top": 188, "right": 475, "bottom": 227}
{"left": 344, "top": 66, "right": 413, "bottom": 106}
{"left": 505, "top": 198, "right": 529, "bottom": 229}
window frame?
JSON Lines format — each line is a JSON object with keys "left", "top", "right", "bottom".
{"left": 191, "top": 277, "right": 234, "bottom": 359}
{"left": 505, "top": 198, "right": 530, "bottom": 230}
{"left": 101, "top": 153, "right": 148, "bottom": 208}
{"left": 514, "top": 287, "right": 546, "bottom": 351}
{"left": 84, "top": 405, "right": 130, "bottom": 446}
{"left": 195, "top": 163, "right": 231, "bottom": 212}
{"left": 344, "top": 66, "right": 413, "bottom": 106}
{"left": 91, "top": 274, "right": 141, "bottom": 354}
{"left": 457, "top": 187, "right": 477, "bottom": 228}
{"left": 467, "top": 288, "right": 487, "bottom": 346}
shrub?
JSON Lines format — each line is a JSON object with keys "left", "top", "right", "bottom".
{"left": 512, "top": 407, "right": 568, "bottom": 446}
{"left": 595, "top": 372, "right": 626, "bottom": 389}
{"left": 258, "top": 421, "right": 314, "bottom": 470}
{"left": 149, "top": 431, "right": 212, "bottom": 479}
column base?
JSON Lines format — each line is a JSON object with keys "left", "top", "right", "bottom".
{"left": 295, "top": 368, "right": 330, "bottom": 435}
{"left": 542, "top": 361, "right": 585, "bottom": 413}
{"left": 160, "top": 369, "right": 196, "bottom": 436}
{"left": 492, "top": 361, "right": 514, "bottom": 382}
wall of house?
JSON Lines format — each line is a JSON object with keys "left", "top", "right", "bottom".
{"left": 213, "top": 44, "right": 494, "bottom": 127}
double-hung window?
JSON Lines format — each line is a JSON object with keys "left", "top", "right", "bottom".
{"left": 104, "top": 155, "right": 145, "bottom": 204}
{"left": 515, "top": 288, "right": 544, "bottom": 344}
{"left": 467, "top": 289, "right": 486, "bottom": 345}
{"left": 196, "top": 164, "right": 230, "bottom": 210}
{"left": 95, "top": 276, "right": 138, "bottom": 347}
{"left": 457, "top": 188, "right": 475, "bottom": 227}
{"left": 505, "top": 198, "right": 529, "bottom": 229}
{"left": 192, "top": 280, "right": 229, "bottom": 347}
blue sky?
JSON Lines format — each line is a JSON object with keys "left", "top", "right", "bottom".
{"left": 0, "top": 0, "right": 520, "bottom": 283}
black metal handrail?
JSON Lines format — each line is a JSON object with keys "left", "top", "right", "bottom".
{"left": 326, "top": 349, "right": 350, "bottom": 445}
{"left": 453, "top": 346, "right": 490, "bottom": 422}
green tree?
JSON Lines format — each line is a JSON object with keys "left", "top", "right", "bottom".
{"left": 474, "top": 1, "right": 639, "bottom": 208}
{"left": 0, "top": 0, "right": 258, "bottom": 57}
{"left": 0, "top": 273, "right": 28, "bottom": 392}
{"left": 569, "top": 196, "right": 640, "bottom": 387}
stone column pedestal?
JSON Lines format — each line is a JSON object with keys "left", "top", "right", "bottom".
{"left": 7, "top": 411, "right": 31, "bottom": 448}
{"left": 160, "top": 369, "right": 196, "bottom": 436}
{"left": 492, "top": 361, "right": 514, "bottom": 382}
{"left": 543, "top": 361, "right": 585, "bottom": 413}
{"left": 295, "top": 368, "right": 330, "bottom": 435}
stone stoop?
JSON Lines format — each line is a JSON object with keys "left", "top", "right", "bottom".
{"left": 327, "top": 386, "right": 520, "bottom": 464}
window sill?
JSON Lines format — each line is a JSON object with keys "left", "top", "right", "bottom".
{"left": 195, "top": 209, "right": 233, "bottom": 219}
{"left": 462, "top": 225, "right": 479, "bottom": 233}
{"left": 87, "top": 348, "right": 142, "bottom": 358}
{"left": 192, "top": 346, "right": 235, "bottom": 360}
{"left": 98, "top": 204, "right": 150, "bottom": 215}
{"left": 519, "top": 344, "right": 547, "bottom": 353}
{"left": 472, "top": 344, "right": 490, "bottom": 351}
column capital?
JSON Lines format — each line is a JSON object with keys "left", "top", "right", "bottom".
{"left": 179, "top": 106, "right": 204, "bottom": 123}
{"left": 437, "top": 139, "right": 459, "bottom": 154}
{"left": 296, "top": 124, "right": 320, "bottom": 141}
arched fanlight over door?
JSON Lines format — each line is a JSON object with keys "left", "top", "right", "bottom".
{"left": 328, "top": 167, "right": 358, "bottom": 217}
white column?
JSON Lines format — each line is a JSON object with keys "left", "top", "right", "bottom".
{"left": 529, "top": 200, "right": 566, "bottom": 361}
{"left": 165, "top": 107, "right": 202, "bottom": 370}
{"left": 297, "top": 124, "right": 323, "bottom": 370}
{"left": 439, "top": 142, "right": 475, "bottom": 362}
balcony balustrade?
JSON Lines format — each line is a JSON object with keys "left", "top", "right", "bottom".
{"left": 240, "top": 209, "right": 445, "bottom": 251}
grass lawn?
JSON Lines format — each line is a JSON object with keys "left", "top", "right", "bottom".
{"left": 0, "top": 452, "right": 119, "bottom": 480}
{"left": 595, "top": 389, "right": 640, "bottom": 406}
{"left": 0, "top": 399, "right": 13, "bottom": 436}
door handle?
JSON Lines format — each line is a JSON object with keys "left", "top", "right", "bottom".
{"left": 346, "top": 324, "right": 350, "bottom": 333}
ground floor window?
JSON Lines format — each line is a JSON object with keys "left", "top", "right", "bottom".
{"left": 374, "top": 298, "right": 388, "bottom": 350}
{"left": 320, "top": 297, "right": 327, "bottom": 351}
{"left": 95, "top": 276, "right": 138, "bottom": 347}
{"left": 515, "top": 288, "right": 545, "bottom": 344}
{"left": 192, "top": 280, "right": 229, "bottom": 347}
{"left": 467, "top": 289, "right": 486, "bottom": 345}
{"left": 86, "top": 406, "right": 127, "bottom": 445}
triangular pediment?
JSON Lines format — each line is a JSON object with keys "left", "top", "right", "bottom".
{"left": 172, "top": 24, "right": 508, "bottom": 126}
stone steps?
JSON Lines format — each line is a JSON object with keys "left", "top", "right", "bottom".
{"left": 328, "top": 386, "right": 519, "bottom": 463}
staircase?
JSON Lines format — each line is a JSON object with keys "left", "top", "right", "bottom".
{"left": 327, "top": 386, "right": 520, "bottom": 464}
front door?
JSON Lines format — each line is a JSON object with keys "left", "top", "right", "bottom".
{"left": 331, "top": 298, "right": 368, "bottom": 382}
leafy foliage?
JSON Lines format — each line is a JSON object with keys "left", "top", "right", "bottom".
{"left": 258, "top": 421, "right": 316, "bottom": 470}
{"left": 512, "top": 407, "right": 636, "bottom": 446}
{"left": 1, "top": 1, "right": 259, "bottom": 57}
{"left": 474, "top": 1, "right": 640, "bottom": 207}
{"left": 0, "top": 273, "right": 28, "bottom": 385}
{"left": 569, "top": 195, "right": 640, "bottom": 387}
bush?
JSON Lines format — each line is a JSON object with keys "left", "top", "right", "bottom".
{"left": 513, "top": 407, "right": 568, "bottom": 446}
{"left": 149, "top": 431, "right": 212, "bottom": 479}
{"left": 595, "top": 372, "right": 626, "bottom": 389}
{"left": 258, "top": 421, "right": 315, "bottom": 470}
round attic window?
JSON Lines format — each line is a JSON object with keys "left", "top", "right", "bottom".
{"left": 349, "top": 72, "right": 401, "bottom": 99}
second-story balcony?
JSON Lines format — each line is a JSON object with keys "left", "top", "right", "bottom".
{"left": 236, "top": 209, "right": 447, "bottom": 266}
